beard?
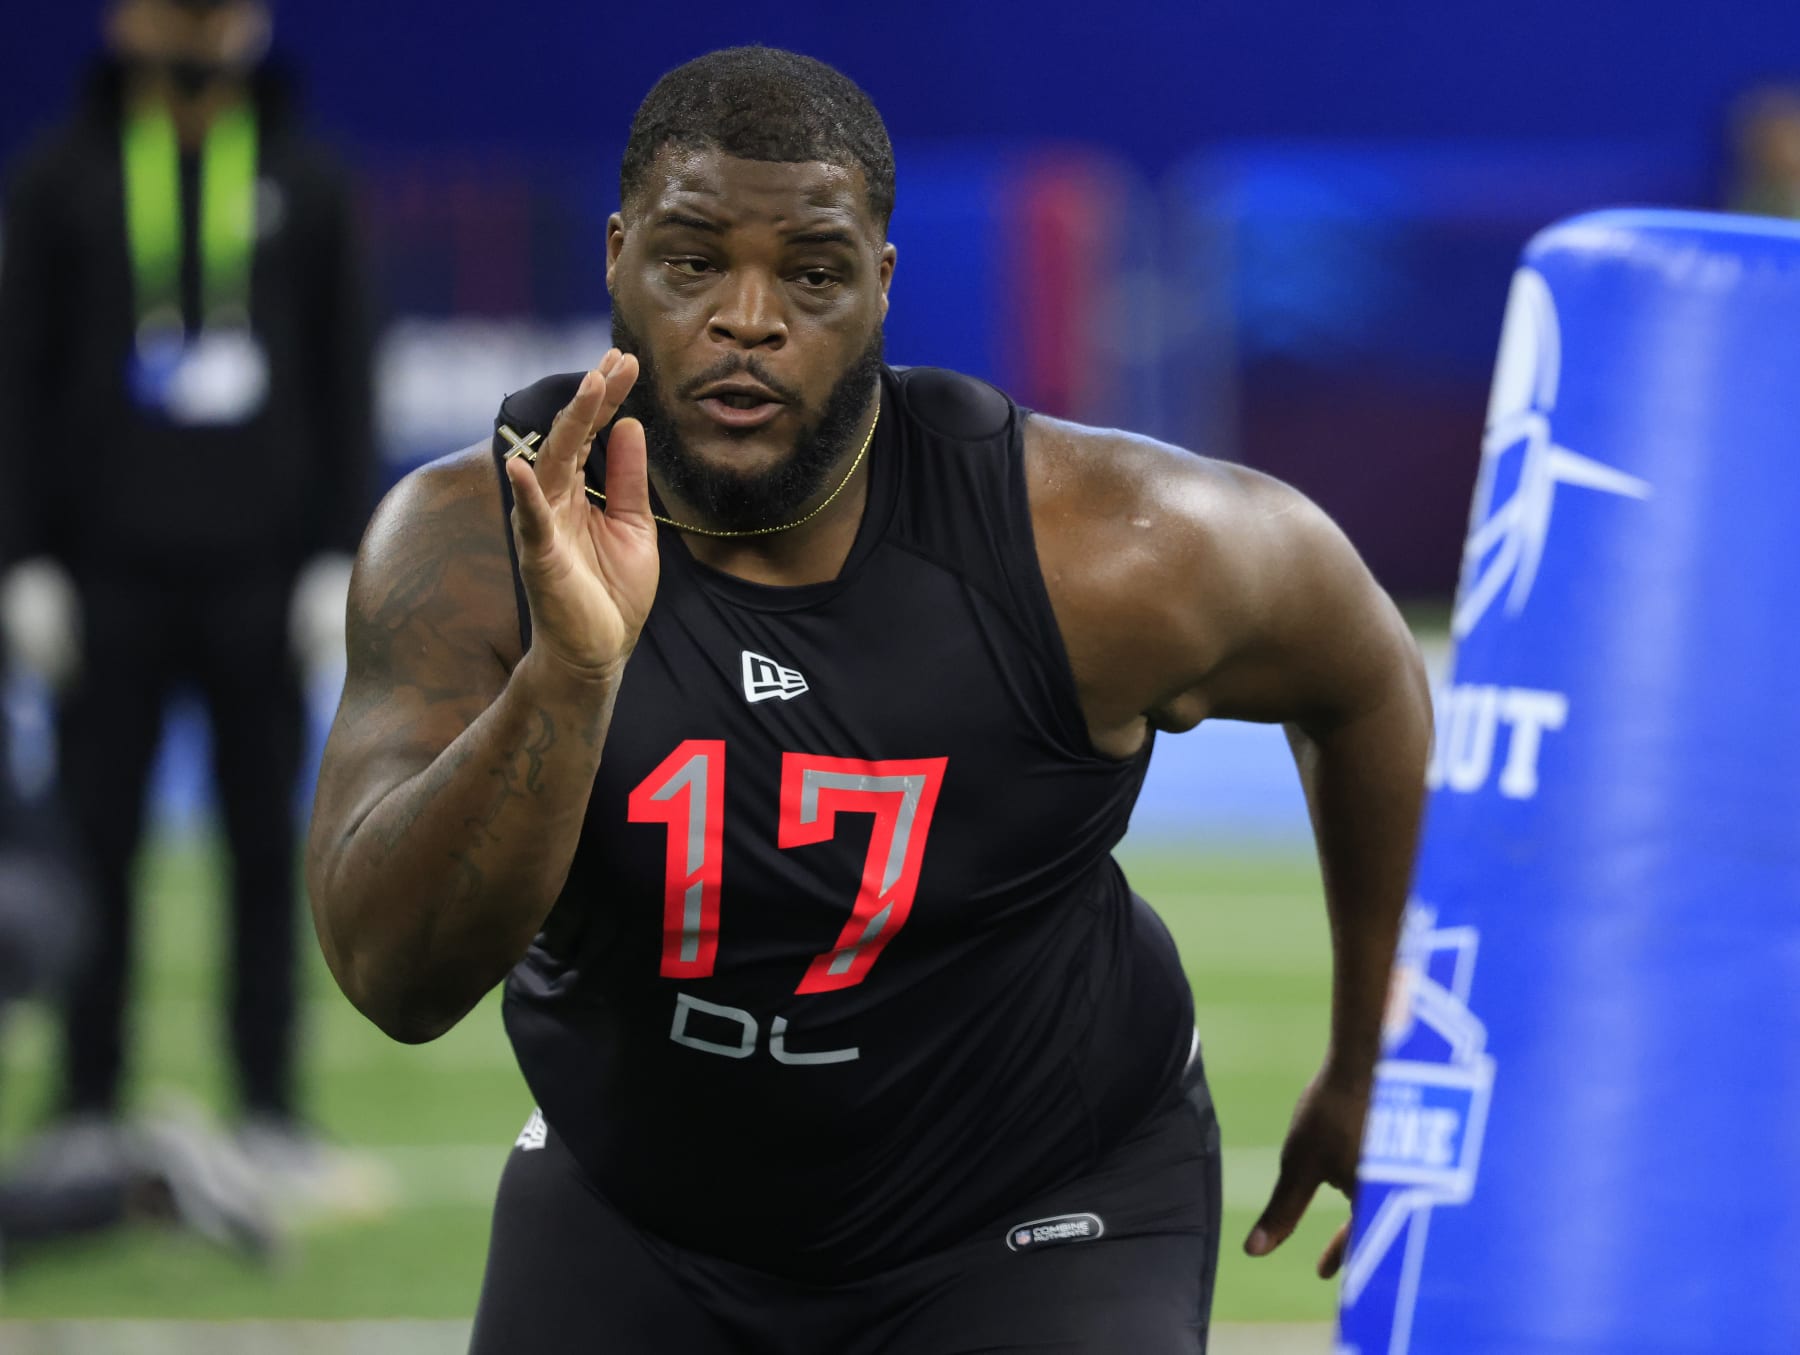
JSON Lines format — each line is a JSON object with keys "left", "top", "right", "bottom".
{"left": 609, "top": 309, "right": 884, "bottom": 534}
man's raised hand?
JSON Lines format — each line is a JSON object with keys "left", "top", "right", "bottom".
{"left": 503, "top": 350, "right": 658, "bottom": 683}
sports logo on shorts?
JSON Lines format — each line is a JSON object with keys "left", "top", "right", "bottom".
{"left": 1453, "top": 267, "right": 1652, "bottom": 639}
{"left": 1004, "top": 1212, "right": 1104, "bottom": 1252}
{"left": 741, "top": 650, "right": 809, "bottom": 703}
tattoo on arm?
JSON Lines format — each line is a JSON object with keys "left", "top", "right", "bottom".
{"left": 444, "top": 708, "right": 558, "bottom": 901}
{"left": 326, "top": 462, "right": 522, "bottom": 860}
{"left": 339, "top": 481, "right": 514, "bottom": 734}
{"left": 364, "top": 739, "right": 474, "bottom": 854}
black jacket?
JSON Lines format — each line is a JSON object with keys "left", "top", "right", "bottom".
{"left": 0, "top": 60, "right": 374, "bottom": 572}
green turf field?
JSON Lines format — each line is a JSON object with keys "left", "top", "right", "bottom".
{"left": 0, "top": 832, "right": 1345, "bottom": 1325}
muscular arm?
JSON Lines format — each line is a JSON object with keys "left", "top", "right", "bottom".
{"left": 309, "top": 353, "right": 653, "bottom": 1043}
{"left": 304, "top": 452, "right": 617, "bottom": 1043}
{"left": 1028, "top": 416, "right": 1431, "bottom": 1268}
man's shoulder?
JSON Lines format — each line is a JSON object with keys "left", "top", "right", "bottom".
{"left": 887, "top": 365, "right": 1015, "bottom": 442}
{"left": 1022, "top": 414, "right": 1259, "bottom": 544}
{"left": 370, "top": 445, "right": 507, "bottom": 551}
{"left": 353, "top": 443, "right": 521, "bottom": 655}
{"left": 494, "top": 372, "right": 586, "bottom": 447}
{"left": 1022, "top": 416, "right": 1325, "bottom": 688}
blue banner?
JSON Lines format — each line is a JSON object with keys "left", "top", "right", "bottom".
{"left": 1338, "top": 210, "right": 1800, "bottom": 1354}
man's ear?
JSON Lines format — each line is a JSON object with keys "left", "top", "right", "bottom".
{"left": 878, "top": 242, "right": 897, "bottom": 319}
{"left": 606, "top": 214, "right": 626, "bottom": 291}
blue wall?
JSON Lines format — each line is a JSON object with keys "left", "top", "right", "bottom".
{"left": 4, "top": 2, "right": 1769, "bottom": 837}
{"left": 1, "top": 1, "right": 1780, "bottom": 175}
{"left": 9, "top": 3, "right": 1773, "bottom": 600}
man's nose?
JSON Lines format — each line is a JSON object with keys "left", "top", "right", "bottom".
{"left": 707, "top": 271, "right": 787, "bottom": 351}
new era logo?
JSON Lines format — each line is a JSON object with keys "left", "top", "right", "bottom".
{"left": 515, "top": 1108, "right": 547, "bottom": 1152}
{"left": 742, "top": 650, "right": 808, "bottom": 704}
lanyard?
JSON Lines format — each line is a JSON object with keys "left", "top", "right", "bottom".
{"left": 121, "top": 99, "right": 258, "bottom": 340}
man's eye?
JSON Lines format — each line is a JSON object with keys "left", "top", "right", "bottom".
{"left": 667, "top": 258, "right": 715, "bottom": 276}
{"left": 795, "top": 269, "right": 838, "bottom": 289}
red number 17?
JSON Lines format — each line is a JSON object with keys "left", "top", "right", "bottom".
{"left": 627, "top": 744, "right": 948, "bottom": 994}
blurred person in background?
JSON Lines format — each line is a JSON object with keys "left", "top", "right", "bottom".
{"left": 0, "top": 714, "right": 275, "bottom": 1267}
{"left": 0, "top": 0, "right": 377, "bottom": 1209}
{"left": 1727, "top": 84, "right": 1800, "bottom": 219}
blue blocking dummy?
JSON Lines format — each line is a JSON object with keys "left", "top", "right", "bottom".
{"left": 1336, "top": 211, "right": 1800, "bottom": 1355}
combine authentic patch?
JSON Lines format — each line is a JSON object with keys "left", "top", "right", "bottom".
{"left": 1004, "top": 1212, "right": 1105, "bottom": 1252}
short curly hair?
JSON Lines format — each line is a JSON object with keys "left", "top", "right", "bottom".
{"left": 620, "top": 47, "right": 895, "bottom": 229}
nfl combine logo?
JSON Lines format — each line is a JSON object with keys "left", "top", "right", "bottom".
{"left": 1338, "top": 901, "right": 1495, "bottom": 1355}
{"left": 1005, "top": 1213, "right": 1103, "bottom": 1252}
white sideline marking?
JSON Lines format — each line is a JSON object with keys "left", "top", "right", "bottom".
{"left": 0, "top": 1323, "right": 1332, "bottom": 1354}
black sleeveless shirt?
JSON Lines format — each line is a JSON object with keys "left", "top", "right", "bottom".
{"left": 489, "top": 365, "right": 1193, "bottom": 1281}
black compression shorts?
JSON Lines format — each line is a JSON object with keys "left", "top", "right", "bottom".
{"left": 467, "top": 1058, "right": 1222, "bottom": 1355}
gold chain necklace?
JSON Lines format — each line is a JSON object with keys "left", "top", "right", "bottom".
{"left": 500, "top": 407, "right": 879, "bottom": 539}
